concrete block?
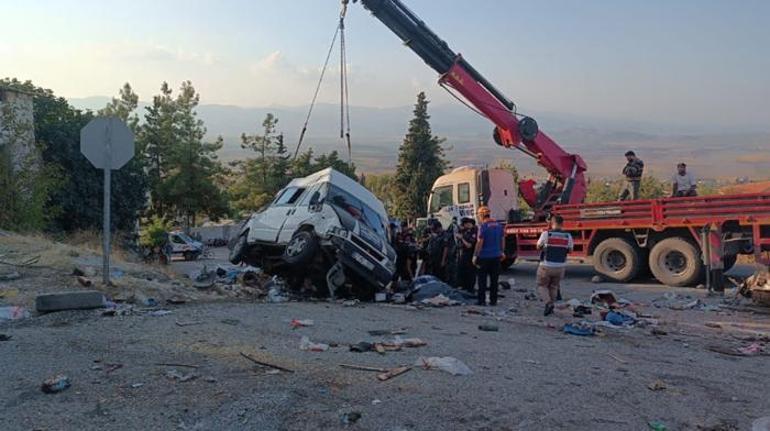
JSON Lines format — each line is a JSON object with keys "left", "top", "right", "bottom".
{"left": 35, "top": 290, "right": 105, "bottom": 312}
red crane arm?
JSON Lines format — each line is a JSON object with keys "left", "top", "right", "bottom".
{"left": 356, "top": 0, "right": 588, "bottom": 214}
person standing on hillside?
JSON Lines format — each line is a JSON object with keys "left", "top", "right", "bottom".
{"left": 619, "top": 151, "right": 644, "bottom": 201}
{"left": 672, "top": 162, "right": 697, "bottom": 197}
{"left": 473, "top": 206, "right": 504, "bottom": 306}
{"left": 536, "top": 215, "right": 573, "bottom": 316}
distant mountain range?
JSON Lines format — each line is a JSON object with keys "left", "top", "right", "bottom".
{"left": 69, "top": 96, "right": 770, "bottom": 180}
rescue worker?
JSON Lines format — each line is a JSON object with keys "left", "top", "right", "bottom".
{"left": 619, "top": 151, "right": 644, "bottom": 201}
{"left": 426, "top": 219, "right": 448, "bottom": 280}
{"left": 672, "top": 162, "right": 697, "bottom": 197}
{"left": 536, "top": 215, "right": 574, "bottom": 316}
{"left": 455, "top": 217, "right": 477, "bottom": 292}
{"left": 473, "top": 206, "right": 504, "bottom": 306}
{"left": 443, "top": 217, "right": 460, "bottom": 286}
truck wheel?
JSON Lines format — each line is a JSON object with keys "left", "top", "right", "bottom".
{"left": 593, "top": 238, "right": 641, "bottom": 282}
{"left": 283, "top": 231, "right": 319, "bottom": 267}
{"left": 229, "top": 234, "right": 248, "bottom": 265}
{"left": 183, "top": 251, "right": 193, "bottom": 261}
{"left": 649, "top": 237, "right": 704, "bottom": 287}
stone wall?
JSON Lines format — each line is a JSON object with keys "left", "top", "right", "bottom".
{"left": 0, "top": 87, "right": 36, "bottom": 173}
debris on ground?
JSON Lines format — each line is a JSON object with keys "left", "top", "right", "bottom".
{"left": 648, "top": 420, "right": 668, "bottom": 431}
{"left": 590, "top": 289, "right": 630, "bottom": 308}
{"left": 414, "top": 356, "right": 473, "bottom": 376}
{"left": 648, "top": 379, "right": 668, "bottom": 391}
{"left": 652, "top": 292, "right": 720, "bottom": 311}
{"left": 0, "top": 305, "right": 29, "bottom": 321}
{"left": 266, "top": 277, "right": 289, "bottom": 303}
{"left": 0, "top": 334, "right": 11, "bottom": 341}
{"left": 240, "top": 352, "right": 294, "bottom": 373}
{"left": 409, "top": 275, "right": 475, "bottom": 305}
{"left": 290, "top": 319, "right": 314, "bottom": 328}
{"left": 35, "top": 290, "right": 106, "bottom": 312}
{"left": 76, "top": 275, "right": 93, "bottom": 287}
{"left": 563, "top": 321, "right": 596, "bottom": 336}
{"left": 40, "top": 375, "right": 71, "bottom": 393}
{"left": 591, "top": 275, "right": 603, "bottom": 283}
{"left": 377, "top": 366, "right": 411, "bottom": 381}
{"left": 339, "top": 364, "right": 388, "bottom": 373}
{"left": 740, "top": 267, "right": 770, "bottom": 306}
{"left": 604, "top": 310, "right": 637, "bottom": 327}
{"left": 478, "top": 324, "right": 499, "bottom": 332}
{"left": 300, "top": 336, "right": 330, "bottom": 352}
{"left": 342, "top": 299, "right": 360, "bottom": 307}
{"left": 707, "top": 343, "right": 768, "bottom": 357}
{"left": 340, "top": 411, "right": 362, "bottom": 425}
{"left": 165, "top": 369, "right": 199, "bottom": 382}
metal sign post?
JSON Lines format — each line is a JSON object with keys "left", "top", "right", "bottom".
{"left": 80, "top": 117, "right": 134, "bottom": 285}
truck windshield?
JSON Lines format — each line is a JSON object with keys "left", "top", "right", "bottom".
{"left": 429, "top": 185, "right": 453, "bottom": 213}
{"left": 327, "top": 185, "right": 386, "bottom": 237}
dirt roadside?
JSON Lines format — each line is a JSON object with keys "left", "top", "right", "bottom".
{"left": 2, "top": 260, "right": 769, "bottom": 431}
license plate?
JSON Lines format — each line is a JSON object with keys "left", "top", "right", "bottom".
{"left": 352, "top": 252, "right": 375, "bottom": 270}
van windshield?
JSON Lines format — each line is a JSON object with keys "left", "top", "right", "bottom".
{"left": 326, "top": 185, "right": 386, "bottom": 237}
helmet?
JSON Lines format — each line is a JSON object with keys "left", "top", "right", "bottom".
{"left": 477, "top": 205, "right": 491, "bottom": 219}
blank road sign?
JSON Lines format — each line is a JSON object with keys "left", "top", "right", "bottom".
{"left": 80, "top": 117, "right": 135, "bottom": 170}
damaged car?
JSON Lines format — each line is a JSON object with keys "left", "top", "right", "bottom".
{"left": 229, "top": 168, "right": 396, "bottom": 297}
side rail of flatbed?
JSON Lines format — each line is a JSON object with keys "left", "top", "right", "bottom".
{"left": 506, "top": 193, "right": 770, "bottom": 287}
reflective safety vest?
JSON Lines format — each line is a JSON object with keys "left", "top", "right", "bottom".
{"left": 541, "top": 230, "right": 571, "bottom": 264}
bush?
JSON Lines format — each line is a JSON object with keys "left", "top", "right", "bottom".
{"left": 139, "top": 217, "right": 170, "bottom": 248}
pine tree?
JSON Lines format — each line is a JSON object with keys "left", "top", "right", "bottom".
{"left": 138, "top": 82, "right": 176, "bottom": 216}
{"left": 163, "top": 81, "right": 228, "bottom": 227}
{"left": 394, "top": 92, "right": 447, "bottom": 221}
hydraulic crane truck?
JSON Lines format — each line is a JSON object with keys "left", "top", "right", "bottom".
{"left": 356, "top": 0, "right": 770, "bottom": 287}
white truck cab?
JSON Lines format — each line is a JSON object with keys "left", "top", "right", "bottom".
{"left": 427, "top": 166, "right": 518, "bottom": 227}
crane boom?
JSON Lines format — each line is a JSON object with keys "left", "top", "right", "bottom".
{"left": 356, "top": 0, "right": 587, "bottom": 216}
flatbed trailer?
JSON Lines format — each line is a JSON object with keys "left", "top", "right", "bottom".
{"left": 506, "top": 193, "right": 770, "bottom": 287}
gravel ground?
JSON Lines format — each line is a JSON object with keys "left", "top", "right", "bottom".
{"left": 2, "top": 262, "right": 770, "bottom": 431}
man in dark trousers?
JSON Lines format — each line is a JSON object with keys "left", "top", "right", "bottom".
{"left": 473, "top": 206, "right": 504, "bottom": 306}
{"left": 536, "top": 215, "right": 574, "bottom": 316}
{"left": 619, "top": 150, "right": 644, "bottom": 201}
{"left": 455, "top": 217, "right": 477, "bottom": 292}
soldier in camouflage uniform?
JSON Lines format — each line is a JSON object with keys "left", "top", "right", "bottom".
{"left": 619, "top": 150, "right": 644, "bottom": 201}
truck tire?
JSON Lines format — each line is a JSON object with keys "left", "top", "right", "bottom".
{"left": 648, "top": 237, "right": 704, "bottom": 287}
{"left": 283, "top": 231, "right": 319, "bottom": 267}
{"left": 593, "top": 238, "right": 641, "bottom": 282}
{"left": 229, "top": 234, "right": 248, "bottom": 265}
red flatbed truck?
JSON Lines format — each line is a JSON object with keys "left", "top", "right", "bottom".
{"left": 358, "top": 0, "right": 770, "bottom": 286}
{"left": 507, "top": 193, "right": 770, "bottom": 286}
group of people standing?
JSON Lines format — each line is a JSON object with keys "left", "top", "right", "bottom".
{"left": 391, "top": 207, "right": 574, "bottom": 315}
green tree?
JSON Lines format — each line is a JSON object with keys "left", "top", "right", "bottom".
{"left": 162, "top": 81, "right": 228, "bottom": 227}
{"left": 585, "top": 176, "right": 668, "bottom": 203}
{"left": 98, "top": 83, "right": 140, "bottom": 130}
{"left": 393, "top": 92, "right": 447, "bottom": 221}
{"left": 138, "top": 82, "right": 176, "bottom": 216}
{"left": 363, "top": 173, "right": 398, "bottom": 214}
{"left": 0, "top": 78, "right": 146, "bottom": 232}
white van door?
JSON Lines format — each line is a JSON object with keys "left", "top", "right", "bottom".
{"left": 276, "top": 184, "right": 323, "bottom": 244}
{"left": 249, "top": 186, "right": 306, "bottom": 243}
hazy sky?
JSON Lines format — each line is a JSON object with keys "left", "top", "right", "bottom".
{"left": 1, "top": 0, "right": 768, "bottom": 129}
